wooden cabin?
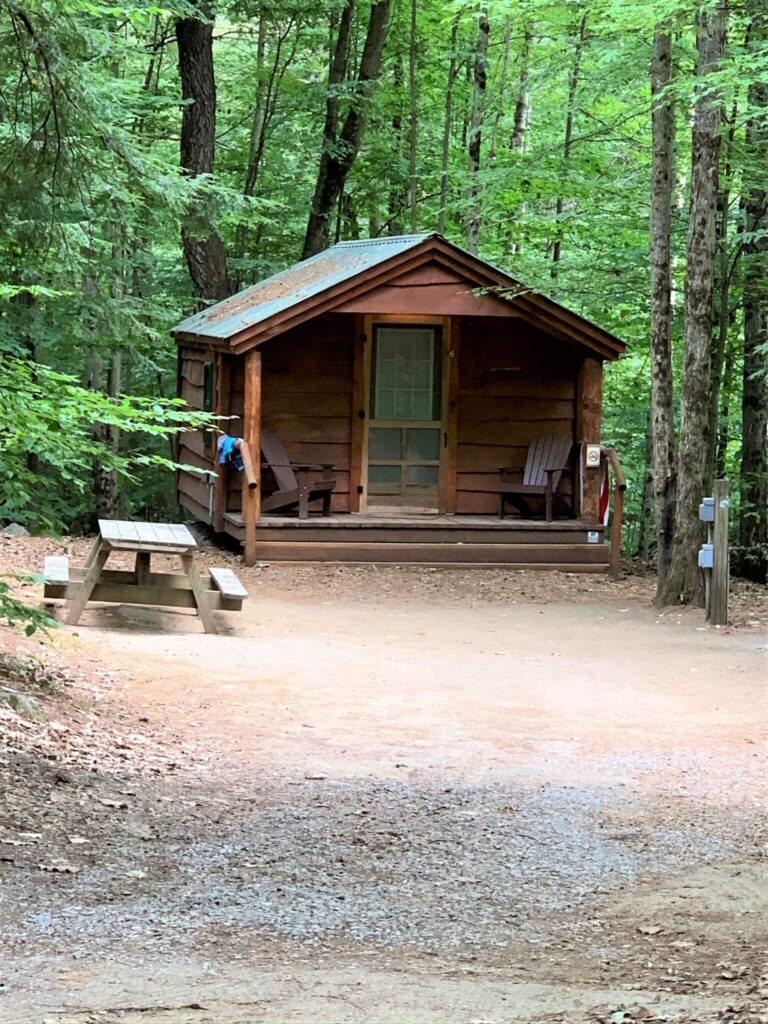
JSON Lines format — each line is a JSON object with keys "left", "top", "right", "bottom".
{"left": 171, "top": 233, "right": 626, "bottom": 571}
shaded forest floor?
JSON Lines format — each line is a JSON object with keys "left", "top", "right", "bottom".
{"left": 0, "top": 535, "right": 767, "bottom": 1024}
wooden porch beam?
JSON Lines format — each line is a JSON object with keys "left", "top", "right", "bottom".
{"left": 350, "top": 314, "right": 367, "bottom": 512}
{"left": 576, "top": 357, "right": 603, "bottom": 522}
{"left": 440, "top": 317, "right": 460, "bottom": 514}
{"left": 242, "top": 349, "right": 262, "bottom": 566}
{"left": 212, "top": 352, "right": 232, "bottom": 532}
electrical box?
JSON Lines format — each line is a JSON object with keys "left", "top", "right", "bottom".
{"left": 585, "top": 444, "right": 601, "bottom": 469}
{"left": 698, "top": 543, "right": 714, "bottom": 569}
{"left": 699, "top": 497, "right": 715, "bottom": 522}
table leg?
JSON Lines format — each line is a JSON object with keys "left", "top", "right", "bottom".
{"left": 135, "top": 551, "right": 151, "bottom": 585}
{"left": 66, "top": 544, "right": 110, "bottom": 626}
{"left": 82, "top": 536, "right": 102, "bottom": 569}
{"left": 181, "top": 554, "right": 217, "bottom": 635}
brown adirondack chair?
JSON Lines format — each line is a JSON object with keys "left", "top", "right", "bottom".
{"left": 499, "top": 435, "right": 573, "bottom": 522}
{"left": 261, "top": 429, "right": 336, "bottom": 519}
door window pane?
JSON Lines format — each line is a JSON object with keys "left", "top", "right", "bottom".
{"left": 406, "top": 465, "right": 439, "bottom": 485}
{"left": 369, "top": 465, "right": 401, "bottom": 484}
{"left": 406, "top": 428, "right": 440, "bottom": 461}
{"left": 369, "top": 428, "right": 402, "bottom": 460}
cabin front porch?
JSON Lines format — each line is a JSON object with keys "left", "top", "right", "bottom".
{"left": 218, "top": 509, "right": 617, "bottom": 573}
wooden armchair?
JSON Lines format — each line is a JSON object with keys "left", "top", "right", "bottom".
{"left": 260, "top": 429, "right": 336, "bottom": 519}
{"left": 499, "top": 435, "right": 573, "bottom": 522}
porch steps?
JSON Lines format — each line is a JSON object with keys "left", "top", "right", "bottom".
{"left": 221, "top": 513, "right": 610, "bottom": 571}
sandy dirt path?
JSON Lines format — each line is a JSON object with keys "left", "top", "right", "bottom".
{"left": 1, "top": 555, "right": 767, "bottom": 1023}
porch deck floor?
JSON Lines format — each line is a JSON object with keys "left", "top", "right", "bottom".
{"left": 226, "top": 512, "right": 599, "bottom": 532}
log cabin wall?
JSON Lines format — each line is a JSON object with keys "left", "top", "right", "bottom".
{"left": 455, "top": 317, "right": 581, "bottom": 515}
{"left": 225, "top": 314, "right": 355, "bottom": 515}
{"left": 177, "top": 344, "right": 216, "bottom": 523}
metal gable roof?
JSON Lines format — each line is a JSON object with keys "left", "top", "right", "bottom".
{"left": 172, "top": 233, "right": 436, "bottom": 342}
{"left": 171, "top": 232, "right": 626, "bottom": 359}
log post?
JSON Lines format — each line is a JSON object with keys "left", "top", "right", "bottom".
{"left": 440, "top": 316, "right": 460, "bottom": 514}
{"left": 576, "top": 357, "right": 603, "bottom": 522}
{"left": 242, "top": 349, "right": 262, "bottom": 566}
{"left": 212, "top": 352, "right": 232, "bottom": 533}
{"left": 710, "top": 478, "right": 730, "bottom": 626}
{"left": 350, "top": 314, "right": 366, "bottom": 513}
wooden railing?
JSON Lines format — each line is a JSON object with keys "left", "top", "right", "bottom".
{"left": 238, "top": 439, "right": 259, "bottom": 566}
{"left": 600, "top": 446, "right": 627, "bottom": 579}
{"left": 239, "top": 440, "right": 258, "bottom": 491}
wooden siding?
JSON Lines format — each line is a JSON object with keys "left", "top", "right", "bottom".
{"left": 178, "top": 345, "right": 215, "bottom": 524}
{"left": 335, "top": 260, "right": 520, "bottom": 317}
{"left": 226, "top": 315, "right": 355, "bottom": 514}
{"left": 455, "top": 318, "right": 580, "bottom": 515}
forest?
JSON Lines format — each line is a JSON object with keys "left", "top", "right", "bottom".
{"left": 1, "top": 0, "right": 766, "bottom": 606}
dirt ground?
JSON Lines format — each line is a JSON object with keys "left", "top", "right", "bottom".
{"left": 0, "top": 533, "right": 767, "bottom": 1024}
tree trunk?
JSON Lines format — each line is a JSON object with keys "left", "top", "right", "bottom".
{"left": 510, "top": 26, "right": 532, "bottom": 154}
{"left": 387, "top": 56, "right": 405, "bottom": 235}
{"left": 738, "top": 2, "right": 768, "bottom": 582}
{"left": 552, "top": 14, "right": 587, "bottom": 276}
{"left": 636, "top": 411, "right": 656, "bottom": 565}
{"left": 407, "top": 0, "right": 418, "bottom": 231}
{"left": 87, "top": 349, "right": 121, "bottom": 525}
{"left": 657, "top": 2, "right": 727, "bottom": 606}
{"left": 487, "top": 16, "right": 511, "bottom": 167}
{"left": 707, "top": 100, "right": 738, "bottom": 487}
{"left": 303, "top": 0, "right": 392, "bottom": 259}
{"left": 243, "top": 9, "right": 269, "bottom": 201}
{"left": 649, "top": 28, "right": 677, "bottom": 586}
{"left": 437, "top": 13, "right": 460, "bottom": 236}
{"left": 509, "top": 25, "right": 532, "bottom": 254}
{"left": 466, "top": 8, "right": 489, "bottom": 254}
{"left": 715, "top": 332, "right": 736, "bottom": 477}
{"left": 176, "top": 2, "right": 229, "bottom": 302}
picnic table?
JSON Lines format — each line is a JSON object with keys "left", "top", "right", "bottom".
{"left": 43, "top": 520, "right": 247, "bottom": 635}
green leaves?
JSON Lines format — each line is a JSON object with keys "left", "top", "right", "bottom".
{"left": 0, "top": 357, "right": 214, "bottom": 532}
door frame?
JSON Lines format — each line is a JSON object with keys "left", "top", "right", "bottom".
{"left": 351, "top": 314, "right": 457, "bottom": 514}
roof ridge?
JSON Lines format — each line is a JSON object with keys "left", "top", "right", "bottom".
{"left": 334, "top": 232, "right": 437, "bottom": 248}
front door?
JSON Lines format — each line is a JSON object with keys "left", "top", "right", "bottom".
{"left": 367, "top": 324, "right": 442, "bottom": 510}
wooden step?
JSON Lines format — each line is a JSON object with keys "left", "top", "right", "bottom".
{"left": 262, "top": 561, "right": 610, "bottom": 573}
{"left": 247, "top": 541, "right": 610, "bottom": 565}
{"left": 221, "top": 513, "right": 604, "bottom": 547}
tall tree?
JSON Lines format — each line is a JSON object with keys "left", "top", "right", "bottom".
{"left": 551, "top": 13, "right": 587, "bottom": 277}
{"left": 510, "top": 26, "right": 532, "bottom": 154}
{"left": 176, "top": 2, "right": 230, "bottom": 302}
{"left": 738, "top": 1, "right": 768, "bottom": 583}
{"left": 407, "top": 0, "right": 419, "bottom": 231}
{"left": 303, "top": 0, "right": 392, "bottom": 259}
{"left": 649, "top": 28, "right": 677, "bottom": 586}
{"left": 437, "top": 13, "right": 461, "bottom": 236}
{"left": 466, "top": 7, "right": 489, "bottom": 253}
{"left": 658, "top": 1, "right": 728, "bottom": 606}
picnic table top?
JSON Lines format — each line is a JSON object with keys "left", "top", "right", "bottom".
{"left": 97, "top": 520, "right": 197, "bottom": 552}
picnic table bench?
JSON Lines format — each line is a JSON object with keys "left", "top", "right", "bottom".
{"left": 43, "top": 520, "right": 247, "bottom": 635}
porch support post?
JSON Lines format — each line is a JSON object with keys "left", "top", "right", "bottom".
{"left": 350, "top": 314, "right": 367, "bottom": 513}
{"left": 242, "top": 349, "right": 262, "bottom": 566}
{"left": 440, "top": 316, "right": 460, "bottom": 514}
{"left": 212, "top": 351, "right": 231, "bottom": 533}
{"left": 576, "top": 357, "right": 603, "bottom": 522}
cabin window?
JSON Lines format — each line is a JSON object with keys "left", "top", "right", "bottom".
{"left": 203, "top": 361, "right": 214, "bottom": 446}
{"left": 371, "top": 327, "right": 441, "bottom": 421}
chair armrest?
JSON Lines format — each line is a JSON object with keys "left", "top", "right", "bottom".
{"left": 261, "top": 461, "right": 334, "bottom": 472}
{"left": 294, "top": 463, "right": 335, "bottom": 473}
